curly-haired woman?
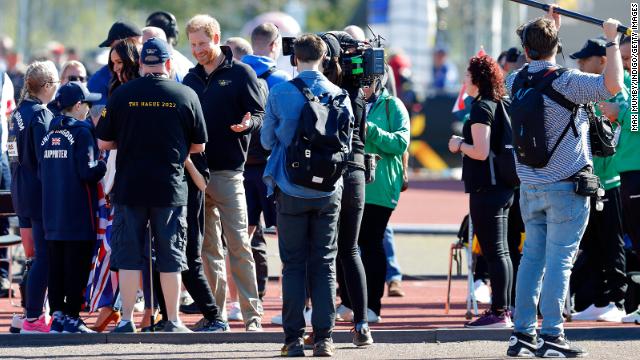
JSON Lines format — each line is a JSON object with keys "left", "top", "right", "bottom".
{"left": 449, "top": 55, "right": 514, "bottom": 328}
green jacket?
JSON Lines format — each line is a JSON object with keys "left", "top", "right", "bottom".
{"left": 593, "top": 79, "right": 627, "bottom": 190}
{"left": 614, "top": 71, "right": 640, "bottom": 174}
{"left": 364, "top": 89, "right": 410, "bottom": 209}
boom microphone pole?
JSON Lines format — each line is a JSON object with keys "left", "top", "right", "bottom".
{"left": 509, "top": 0, "right": 633, "bottom": 36}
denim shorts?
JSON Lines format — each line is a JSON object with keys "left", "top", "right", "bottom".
{"left": 111, "top": 204, "right": 188, "bottom": 273}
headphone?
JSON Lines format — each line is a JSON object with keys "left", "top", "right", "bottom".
{"left": 520, "top": 23, "right": 562, "bottom": 60}
{"left": 289, "top": 34, "right": 335, "bottom": 69}
{"left": 147, "top": 11, "right": 178, "bottom": 44}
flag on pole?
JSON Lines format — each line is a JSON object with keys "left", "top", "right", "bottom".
{"left": 85, "top": 178, "right": 118, "bottom": 312}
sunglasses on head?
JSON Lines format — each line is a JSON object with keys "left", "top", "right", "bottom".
{"left": 67, "top": 75, "right": 86, "bottom": 82}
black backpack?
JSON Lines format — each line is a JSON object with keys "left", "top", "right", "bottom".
{"left": 491, "top": 99, "right": 520, "bottom": 187}
{"left": 510, "top": 65, "right": 579, "bottom": 168}
{"left": 285, "top": 78, "right": 352, "bottom": 192}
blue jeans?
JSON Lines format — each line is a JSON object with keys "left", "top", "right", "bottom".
{"left": 276, "top": 186, "right": 342, "bottom": 344}
{"left": 383, "top": 227, "right": 402, "bottom": 283}
{"left": 514, "top": 182, "right": 589, "bottom": 337}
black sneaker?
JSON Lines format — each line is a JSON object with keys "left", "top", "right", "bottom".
{"left": 281, "top": 338, "right": 305, "bottom": 357}
{"left": 63, "top": 317, "right": 96, "bottom": 333}
{"left": 179, "top": 302, "right": 201, "bottom": 314}
{"left": 506, "top": 332, "right": 537, "bottom": 357}
{"left": 194, "top": 319, "right": 230, "bottom": 332}
{"left": 141, "top": 320, "right": 167, "bottom": 332}
{"left": 313, "top": 338, "right": 335, "bottom": 357}
{"left": 536, "top": 334, "right": 587, "bottom": 358}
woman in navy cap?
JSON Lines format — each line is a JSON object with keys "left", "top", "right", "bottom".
{"left": 9, "top": 60, "right": 59, "bottom": 333}
{"left": 41, "top": 82, "right": 106, "bottom": 333}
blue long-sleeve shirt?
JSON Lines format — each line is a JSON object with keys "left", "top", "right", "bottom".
{"left": 261, "top": 70, "right": 353, "bottom": 199}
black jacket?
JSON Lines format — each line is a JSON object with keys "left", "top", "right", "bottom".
{"left": 182, "top": 46, "right": 265, "bottom": 171}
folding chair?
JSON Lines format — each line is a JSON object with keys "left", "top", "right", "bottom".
{"left": 445, "top": 214, "right": 479, "bottom": 318}
{"left": 0, "top": 190, "right": 22, "bottom": 306}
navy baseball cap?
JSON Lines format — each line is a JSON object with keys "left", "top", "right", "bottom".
{"left": 53, "top": 82, "right": 102, "bottom": 109}
{"left": 570, "top": 38, "right": 606, "bottom": 59}
{"left": 141, "top": 37, "right": 171, "bottom": 65}
{"left": 99, "top": 21, "right": 142, "bottom": 48}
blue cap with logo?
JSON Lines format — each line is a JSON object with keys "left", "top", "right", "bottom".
{"left": 141, "top": 37, "right": 171, "bottom": 65}
{"left": 53, "top": 82, "right": 102, "bottom": 110}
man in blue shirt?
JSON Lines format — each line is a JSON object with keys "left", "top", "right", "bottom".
{"left": 505, "top": 7, "right": 623, "bottom": 358}
{"left": 261, "top": 34, "right": 353, "bottom": 357}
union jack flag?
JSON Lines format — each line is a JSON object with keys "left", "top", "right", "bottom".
{"left": 85, "top": 172, "right": 118, "bottom": 311}
{"left": 52, "top": 138, "right": 61, "bottom": 146}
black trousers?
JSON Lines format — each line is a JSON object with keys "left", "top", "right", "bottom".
{"left": 358, "top": 203, "right": 393, "bottom": 316}
{"left": 580, "top": 186, "right": 627, "bottom": 308}
{"left": 507, "top": 190, "right": 524, "bottom": 307}
{"left": 621, "top": 171, "right": 640, "bottom": 261}
{"left": 469, "top": 188, "right": 514, "bottom": 312}
{"left": 156, "top": 187, "right": 223, "bottom": 322}
{"left": 251, "top": 223, "right": 268, "bottom": 296}
{"left": 336, "top": 167, "right": 368, "bottom": 323}
{"left": 47, "top": 240, "right": 96, "bottom": 318}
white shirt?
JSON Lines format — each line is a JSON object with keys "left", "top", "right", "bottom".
{"left": 1, "top": 73, "right": 15, "bottom": 152}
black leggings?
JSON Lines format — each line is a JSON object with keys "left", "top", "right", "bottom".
{"left": 507, "top": 190, "right": 524, "bottom": 307}
{"left": 336, "top": 167, "right": 368, "bottom": 323}
{"left": 580, "top": 186, "right": 627, "bottom": 308}
{"left": 358, "top": 203, "right": 393, "bottom": 316}
{"left": 470, "top": 188, "right": 514, "bottom": 312}
{"left": 155, "top": 186, "right": 223, "bottom": 323}
{"left": 47, "top": 240, "right": 96, "bottom": 318}
{"left": 621, "top": 171, "right": 640, "bottom": 261}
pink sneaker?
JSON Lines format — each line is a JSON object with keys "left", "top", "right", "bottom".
{"left": 21, "top": 315, "right": 51, "bottom": 333}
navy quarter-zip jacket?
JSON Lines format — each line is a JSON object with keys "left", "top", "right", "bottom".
{"left": 40, "top": 116, "right": 106, "bottom": 241}
{"left": 8, "top": 99, "right": 53, "bottom": 220}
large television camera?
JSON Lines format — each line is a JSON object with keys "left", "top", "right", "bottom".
{"left": 282, "top": 31, "right": 386, "bottom": 85}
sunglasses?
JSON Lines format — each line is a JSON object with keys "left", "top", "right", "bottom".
{"left": 67, "top": 75, "right": 87, "bottom": 82}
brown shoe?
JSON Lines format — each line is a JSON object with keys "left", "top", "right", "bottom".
{"left": 387, "top": 280, "right": 405, "bottom": 297}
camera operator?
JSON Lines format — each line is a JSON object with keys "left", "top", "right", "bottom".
{"left": 504, "top": 6, "right": 623, "bottom": 358}
{"left": 317, "top": 31, "right": 373, "bottom": 347}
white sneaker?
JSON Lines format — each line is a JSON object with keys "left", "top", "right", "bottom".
{"left": 336, "top": 304, "right": 354, "bottom": 322}
{"left": 10, "top": 314, "right": 24, "bottom": 334}
{"left": 271, "top": 313, "right": 283, "bottom": 325}
{"left": 597, "top": 303, "right": 626, "bottom": 322}
{"left": 572, "top": 303, "right": 615, "bottom": 321}
{"left": 473, "top": 280, "right": 492, "bottom": 304}
{"left": 622, "top": 307, "right": 640, "bottom": 324}
{"left": 180, "top": 290, "right": 194, "bottom": 306}
{"left": 228, "top": 302, "right": 243, "bottom": 322}
{"left": 367, "top": 308, "right": 381, "bottom": 323}
{"left": 304, "top": 307, "right": 312, "bottom": 327}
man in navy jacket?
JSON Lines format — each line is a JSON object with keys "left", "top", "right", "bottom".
{"left": 182, "top": 14, "right": 264, "bottom": 331}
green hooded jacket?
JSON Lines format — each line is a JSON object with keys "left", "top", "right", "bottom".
{"left": 364, "top": 89, "right": 410, "bottom": 209}
{"left": 614, "top": 71, "right": 639, "bottom": 174}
